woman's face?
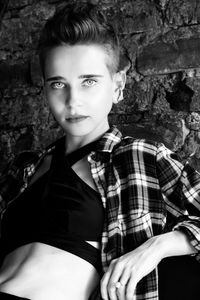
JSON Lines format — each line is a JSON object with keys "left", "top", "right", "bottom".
{"left": 44, "top": 44, "right": 122, "bottom": 145}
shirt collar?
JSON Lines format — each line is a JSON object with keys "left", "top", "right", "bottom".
{"left": 95, "top": 125, "right": 122, "bottom": 153}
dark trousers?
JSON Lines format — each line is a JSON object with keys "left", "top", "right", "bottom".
{"left": 158, "top": 256, "right": 200, "bottom": 300}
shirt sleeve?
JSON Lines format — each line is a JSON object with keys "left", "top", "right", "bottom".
{"left": 0, "top": 155, "right": 25, "bottom": 213}
{"left": 156, "top": 143, "right": 200, "bottom": 256}
{"left": 0, "top": 150, "right": 43, "bottom": 213}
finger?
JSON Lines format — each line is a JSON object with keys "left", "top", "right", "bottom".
{"left": 101, "top": 260, "right": 117, "bottom": 300}
{"left": 100, "top": 273, "right": 110, "bottom": 300}
{"left": 125, "top": 276, "right": 137, "bottom": 300}
{"left": 106, "top": 275, "right": 121, "bottom": 300}
{"left": 116, "top": 267, "right": 131, "bottom": 300}
{"left": 116, "top": 282, "right": 126, "bottom": 300}
{"left": 107, "top": 257, "right": 125, "bottom": 287}
{"left": 118, "top": 264, "right": 132, "bottom": 287}
{"left": 108, "top": 282, "right": 118, "bottom": 300}
{"left": 107, "top": 255, "right": 136, "bottom": 300}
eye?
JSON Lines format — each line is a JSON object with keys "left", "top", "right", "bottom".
{"left": 83, "top": 79, "right": 97, "bottom": 87}
{"left": 51, "top": 82, "right": 65, "bottom": 89}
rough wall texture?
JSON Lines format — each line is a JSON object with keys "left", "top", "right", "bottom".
{"left": 0, "top": 0, "right": 200, "bottom": 173}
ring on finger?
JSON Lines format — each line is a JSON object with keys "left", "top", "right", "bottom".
{"left": 115, "top": 281, "right": 125, "bottom": 289}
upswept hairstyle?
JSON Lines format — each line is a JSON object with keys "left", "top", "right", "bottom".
{"left": 38, "top": 1, "right": 120, "bottom": 76}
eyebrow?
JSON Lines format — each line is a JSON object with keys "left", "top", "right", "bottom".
{"left": 45, "top": 74, "right": 104, "bottom": 82}
{"left": 79, "top": 74, "right": 104, "bottom": 79}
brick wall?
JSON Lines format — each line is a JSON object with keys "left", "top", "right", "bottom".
{"left": 0, "top": 0, "right": 200, "bottom": 173}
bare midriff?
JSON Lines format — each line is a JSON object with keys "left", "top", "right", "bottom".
{"left": 0, "top": 242, "right": 100, "bottom": 300}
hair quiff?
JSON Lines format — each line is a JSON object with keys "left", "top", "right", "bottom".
{"left": 38, "top": 1, "right": 120, "bottom": 76}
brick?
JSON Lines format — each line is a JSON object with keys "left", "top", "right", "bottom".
{"left": 186, "top": 113, "right": 200, "bottom": 131}
{"left": 165, "top": 80, "right": 194, "bottom": 112}
{"left": 180, "top": 77, "right": 200, "bottom": 111}
{"left": 0, "top": 62, "right": 29, "bottom": 87}
{"left": 119, "top": 123, "right": 181, "bottom": 151}
{"left": 117, "top": 1, "right": 161, "bottom": 34}
{"left": 166, "top": 0, "right": 200, "bottom": 25}
{"left": 137, "top": 38, "right": 200, "bottom": 75}
{"left": 180, "top": 131, "right": 199, "bottom": 157}
{"left": 7, "top": 0, "right": 33, "bottom": 9}
{"left": 0, "top": 0, "right": 9, "bottom": 22}
{"left": 30, "top": 55, "right": 43, "bottom": 86}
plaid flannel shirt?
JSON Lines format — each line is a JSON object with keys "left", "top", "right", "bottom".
{"left": 0, "top": 126, "right": 200, "bottom": 300}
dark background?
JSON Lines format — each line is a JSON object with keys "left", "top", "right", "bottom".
{"left": 1, "top": 0, "right": 200, "bottom": 173}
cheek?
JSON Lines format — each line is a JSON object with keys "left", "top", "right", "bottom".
{"left": 100, "top": 82, "right": 114, "bottom": 99}
{"left": 103, "top": 86, "right": 115, "bottom": 106}
{"left": 46, "top": 91, "right": 64, "bottom": 110}
{"left": 47, "top": 98, "right": 63, "bottom": 116}
{"left": 89, "top": 89, "right": 112, "bottom": 111}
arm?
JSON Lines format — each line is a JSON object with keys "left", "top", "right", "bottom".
{"left": 157, "top": 230, "right": 197, "bottom": 257}
{"left": 156, "top": 143, "right": 200, "bottom": 254}
{"left": 0, "top": 150, "right": 44, "bottom": 212}
{"left": 100, "top": 230, "right": 197, "bottom": 300}
{"left": 101, "top": 143, "right": 200, "bottom": 300}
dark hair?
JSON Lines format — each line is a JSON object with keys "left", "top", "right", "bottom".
{"left": 38, "top": 2, "right": 120, "bottom": 76}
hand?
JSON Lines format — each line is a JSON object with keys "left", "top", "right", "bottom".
{"left": 100, "top": 236, "right": 163, "bottom": 300}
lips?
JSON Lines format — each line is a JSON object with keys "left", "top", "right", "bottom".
{"left": 65, "top": 115, "right": 88, "bottom": 123}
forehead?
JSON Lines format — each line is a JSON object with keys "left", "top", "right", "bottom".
{"left": 44, "top": 44, "right": 112, "bottom": 78}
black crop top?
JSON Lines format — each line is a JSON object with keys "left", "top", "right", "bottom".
{"left": 0, "top": 138, "right": 104, "bottom": 272}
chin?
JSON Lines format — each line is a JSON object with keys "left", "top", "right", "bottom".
{"left": 64, "top": 128, "right": 92, "bottom": 137}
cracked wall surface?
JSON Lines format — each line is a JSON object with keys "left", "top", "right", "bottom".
{"left": 0, "top": 0, "right": 200, "bottom": 173}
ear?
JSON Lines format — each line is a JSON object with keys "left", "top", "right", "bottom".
{"left": 112, "top": 71, "right": 127, "bottom": 104}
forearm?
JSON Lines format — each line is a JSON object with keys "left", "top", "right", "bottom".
{"left": 100, "top": 230, "right": 198, "bottom": 300}
{"left": 152, "top": 230, "right": 197, "bottom": 260}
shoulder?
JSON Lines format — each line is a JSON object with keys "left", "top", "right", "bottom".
{"left": 2, "top": 136, "right": 64, "bottom": 177}
{"left": 0, "top": 137, "right": 63, "bottom": 202}
{"left": 9, "top": 150, "right": 43, "bottom": 172}
{"left": 113, "top": 135, "right": 160, "bottom": 156}
{"left": 108, "top": 137, "right": 163, "bottom": 171}
{"left": 114, "top": 136, "right": 183, "bottom": 173}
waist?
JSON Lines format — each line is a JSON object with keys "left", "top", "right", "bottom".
{"left": 0, "top": 242, "right": 100, "bottom": 300}
{"left": 1, "top": 232, "right": 102, "bottom": 273}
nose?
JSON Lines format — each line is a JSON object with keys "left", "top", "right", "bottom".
{"left": 65, "top": 86, "right": 81, "bottom": 111}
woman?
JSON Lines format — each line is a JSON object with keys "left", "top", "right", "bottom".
{"left": 0, "top": 2, "right": 200, "bottom": 300}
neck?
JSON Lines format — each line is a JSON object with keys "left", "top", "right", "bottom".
{"left": 65, "top": 130, "right": 107, "bottom": 154}
{"left": 65, "top": 136, "right": 88, "bottom": 154}
{"left": 65, "top": 126, "right": 109, "bottom": 154}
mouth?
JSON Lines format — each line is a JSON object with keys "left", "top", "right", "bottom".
{"left": 65, "top": 115, "right": 89, "bottom": 123}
